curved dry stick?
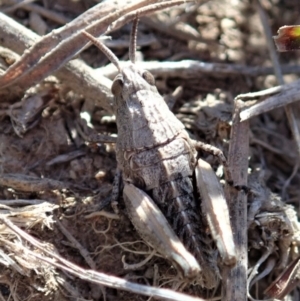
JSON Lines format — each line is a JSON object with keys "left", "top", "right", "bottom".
{"left": 0, "top": 13, "right": 113, "bottom": 111}
{"left": 16, "top": 0, "right": 194, "bottom": 92}
{"left": 247, "top": 248, "right": 274, "bottom": 301}
{"left": 0, "top": 1, "right": 105, "bottom": 87}
{"left": 0, "top": 0, "right": 175, "bottom": 90}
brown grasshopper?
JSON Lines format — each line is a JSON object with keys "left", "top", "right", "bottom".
{"left": 83, "top": 18, "right": 236, "bottom": 289}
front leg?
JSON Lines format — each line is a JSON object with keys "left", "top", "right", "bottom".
{"left": 123, "top": 183, "right": 202, "bottom": 281}
{"left": 195, "top": 158, "right": 236, "bottom": 266}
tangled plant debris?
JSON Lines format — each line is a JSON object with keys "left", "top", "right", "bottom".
{"left": 0, "top": 1, "right": 300, "bottom": 301}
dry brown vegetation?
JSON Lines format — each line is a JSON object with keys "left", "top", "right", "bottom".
{"left": 0, "top": 0, "right": 300, "bottom": 300}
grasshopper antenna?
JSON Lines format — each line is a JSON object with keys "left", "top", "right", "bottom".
{"left": 82, "top": 30, "right": 121, "bottom": 72}
{"left": 129, "top": 15, "right": 139, "bottom": 64}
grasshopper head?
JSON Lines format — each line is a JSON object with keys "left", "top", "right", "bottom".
{"left": 113, "top": 64, "right": 155, "bottom": 92}
{"left": 111, "top": 64, "right": 157, "bottom": 106}
{"left": 110, "top": 63, "right": 184, "bottom": 150}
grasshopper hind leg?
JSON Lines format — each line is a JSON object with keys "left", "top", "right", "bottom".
{"left": 123, "top": 183, "right": 202, "bottom": 280}
{"left": 152, "top": 177, "right": 220, "bottom": 289}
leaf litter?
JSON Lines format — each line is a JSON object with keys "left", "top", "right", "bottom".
{"left": 0, "top": 0, "right": 300, "bottom": 300}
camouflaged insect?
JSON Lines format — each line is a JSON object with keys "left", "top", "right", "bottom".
{"left": 83, "top": 20, "right": 236, "bottom": 289}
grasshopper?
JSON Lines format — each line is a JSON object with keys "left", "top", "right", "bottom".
{"left": 83, "top": 18, "right": 236, "bottom": 289}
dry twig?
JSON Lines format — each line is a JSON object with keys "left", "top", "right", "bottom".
{"left": 238, "top": 79, "right": 300, "bottom": 121}
{"left": 98, "top": 60, "right": 300, "bottom": 80}
{"left": 222, "top": 100, "right": 249, "bottom": 301}
{"left": 0, "top": 12, "right": 113, "bottom": 111}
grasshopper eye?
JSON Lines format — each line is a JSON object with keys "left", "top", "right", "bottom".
{"left": 111, "top": 79, "right": 123, "bottom": 96}
{"left": 142, "top": 71, "right": 155, "bottom": 86}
